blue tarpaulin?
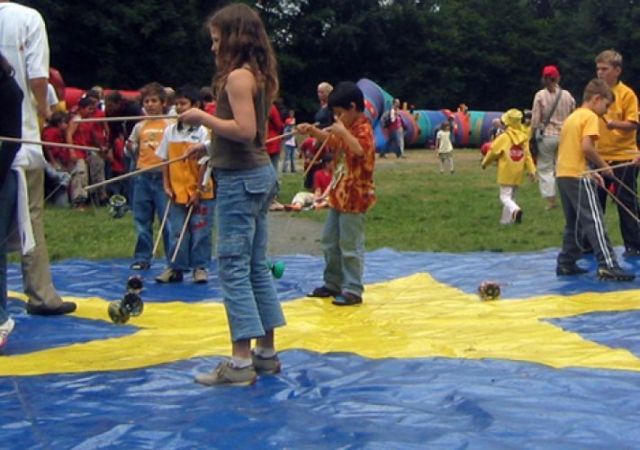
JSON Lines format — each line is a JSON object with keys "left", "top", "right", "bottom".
{"left": 2, "top": 248, "right": 640, "bottom": 449}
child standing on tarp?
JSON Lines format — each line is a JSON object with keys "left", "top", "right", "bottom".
{"left": 481, "top": 108, "right": 537, "bottom": 225}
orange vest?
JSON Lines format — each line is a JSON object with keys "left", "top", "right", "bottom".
{"left": 137, "top": 119, "right": 172, "bottom": 169}
{"left": 167, "top": 141, "right": 214, "bottom": 204}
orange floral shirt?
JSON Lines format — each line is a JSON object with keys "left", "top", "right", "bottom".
{"left": 327, "top": 115, "right": 376, "bottom": 213}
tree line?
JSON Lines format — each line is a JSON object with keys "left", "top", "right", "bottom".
{"left": 24, "top": 0, "right": 640, "bottom": 118}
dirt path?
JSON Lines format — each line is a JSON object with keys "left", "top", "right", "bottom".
{"left": 267, "top": 213, "right": 324, "bottom": 256}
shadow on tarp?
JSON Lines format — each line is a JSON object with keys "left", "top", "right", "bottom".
{"left": 3, "top": 248, "right": 640, "bottom": 449}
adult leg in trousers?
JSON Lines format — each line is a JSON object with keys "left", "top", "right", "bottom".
{"left": 22, "top": 169, "right": 76, "bottom": 315}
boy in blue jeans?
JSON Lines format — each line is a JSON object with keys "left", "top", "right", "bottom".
{"left": 155, "top": 86, "right": 214, "bottom": 283}
{"left": 299, "top": 81, "right": 376, "bottom": 306}
{"left": 126, "top": 82, "right": 174, "bottom": 270}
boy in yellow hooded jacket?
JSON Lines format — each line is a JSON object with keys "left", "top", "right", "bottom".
{"left": 481, "top": 109, "right": 537, "bottom": 224}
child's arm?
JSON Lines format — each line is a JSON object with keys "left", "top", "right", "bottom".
{"left": 327, "top": 115, "right": 364, "bottom": 156}
{"left": 583, "top": 135, "right": 612, "bottom": 178}
{"left": 524, "top": 141, "right": 537, "bottom": 181}
{"left": 297, "top": 122, "right": 330, "bottom": 143}
{"left": 161, "top": 164, "right": 174, "bottom": 200}
{"left": 125, "top": 123, "right": 141, "bottom": 157}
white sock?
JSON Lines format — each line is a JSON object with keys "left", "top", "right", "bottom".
{"left": 254, "top": 346, "right": 276, "bottom": 358}
{"left": 230, "top": 357, "right": 252, "bottom": 369}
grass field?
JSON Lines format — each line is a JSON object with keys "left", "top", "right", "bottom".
{"left": 32, "top": 148, "right": 628, "bottom": 261}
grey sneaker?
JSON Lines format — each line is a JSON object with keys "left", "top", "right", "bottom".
{"left": 0, "top": 317, "right": 15, "bottom": 350}
{"left": 251, "top": 351, "right": 281, "bottom": 374}
{"left": 597, "top": 266, "right": 635, "bottom": 281}
{"left": 193, "top": 268, "right": 208, "bottom": 284}
{"left": 195, "top": 360, "right": 257, "bottom": 386}
{"left": 155, "top": 268, "right": 183, "bottom": 283}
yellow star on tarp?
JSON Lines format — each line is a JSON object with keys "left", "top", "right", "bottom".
{"left": 3, "top": 272, "right": 640, "bottom": 376}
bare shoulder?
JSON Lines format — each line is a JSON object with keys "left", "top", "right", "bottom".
{"left": 226, "top": 68, "right": 257, "bottom": 93}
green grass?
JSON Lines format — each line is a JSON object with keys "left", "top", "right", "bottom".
{"left": 31, "top": 148, "right": 626, "bottom": 261}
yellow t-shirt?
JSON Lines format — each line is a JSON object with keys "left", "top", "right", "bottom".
{"left": 597, "top": 81, "right": 638, "bottom": 160}
{"left": 557, "top": 107, "right": 599, "bottom": 178}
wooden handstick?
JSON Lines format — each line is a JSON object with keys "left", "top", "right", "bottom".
{"left": 171, "top": 205, "right": 194, "bottom": 263}
{"left": 85, "top": 154, "right": 189, "bottom": 191}
{"left": 582, "top": 160, "right": 637, "bottom": 175}
{"left": 74, "top": 114, "right": 177, "bottom": 123}
{"left": 153, "top": 201, "right": 171, "bottom": 258}
{"left": 0, "top": 136, "right": 100, "bottom": 152}
{"left": 303, "top": 134, "right": 331, "bottom": 178}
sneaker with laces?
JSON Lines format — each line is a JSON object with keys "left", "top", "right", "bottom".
{"left": 556, "top": 264, "right": 589, "bottom": 276}
{"left": 195, "top": 360, "right": 257, "bottom": 386}
{"left": 307, "top": 285, "right": 340, "bottom": 298}
{"left": 155, "top": 268, "right": 183, "bottom": 283}
{"left": 0, "top": 318, "right": 15, "bottom": 350}
{"left": 597, "top": 266, "right": 635, "bottom": 281}
{"left": 193, "top": 268, "right": 208, "bottom": 284}
{"left": 251, "top": 351, "right": 281, "bottom": 374}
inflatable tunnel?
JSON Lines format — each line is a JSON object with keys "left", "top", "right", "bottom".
{"left": 357, "top": 78, "right": 503, "bottom": 151}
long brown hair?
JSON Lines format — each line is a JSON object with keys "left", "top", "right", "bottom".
{"left": 208, "top": 3, "right": 279, "bottom": 102}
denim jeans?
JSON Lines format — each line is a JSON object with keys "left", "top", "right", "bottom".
{"left": 0, "top": 171, "right": 17, "bottom": 324}
{"left": 214, "top": 164, "right": 285, "bottom": 342}
{"left": 132, "top": 171, "right": 171, "bottom": 264}
{"left": 282, "top": 145, "right": 296, "bottom": 172}
{"left": 168, "top": 199, "right": 215, "bottom": 271}
{"left": 321, "top": 208, "right": 366, "bottom": 296}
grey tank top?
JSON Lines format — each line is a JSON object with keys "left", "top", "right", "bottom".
{"left": 210, "top": 78, "right": 270, "bottom": 170}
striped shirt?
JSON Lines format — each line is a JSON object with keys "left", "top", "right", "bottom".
{"left": 531, "top": 86, "right": 576, "bottom": 137}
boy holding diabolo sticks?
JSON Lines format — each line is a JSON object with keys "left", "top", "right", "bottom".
{"left": 154, "top": 86, "right": 214, "bottom": 284}
{"left": 300, "top": 81, "right": 376, "bottom": 306}
{"left": 126, "top": 82, "right": 173, "bottom": 270}
{"left": 555, "top": 78, "right": 634, "bottom": 281}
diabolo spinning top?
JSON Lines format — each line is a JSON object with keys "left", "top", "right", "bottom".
{"left": 127, "top": 275, "right": 144, "bottom": 295}
{"left": 267, "top": 260, "right": 285, "bottom": 279}
{"left": 478, "top": 281, "right": 501, "bottom": 301}
{"left": 107, "top": 194, "right": 128, "bottom": 219}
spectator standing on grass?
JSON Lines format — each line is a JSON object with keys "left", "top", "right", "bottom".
{"left": 282, "top": 110, "right": 297, "bottom": 173}
{"left": 436, "top": 121, "right": 454, "bottom": 174}
{"left": 0, "top": 0, "right": 76, "bottom": 316}
{"left": 531, "top": 65, "right": 575, "bottom": 210}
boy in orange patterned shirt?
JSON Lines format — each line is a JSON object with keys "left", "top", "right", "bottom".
{"left": 299, "top": 81, "right": 376, "bottom": 306}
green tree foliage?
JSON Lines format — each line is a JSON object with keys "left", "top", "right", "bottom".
{"left": 22, "top": 0, "right": 640, "bottom": 116}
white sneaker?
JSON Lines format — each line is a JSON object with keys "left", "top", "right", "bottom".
{"left": 0, "top": 317, "right": 15, "bottom": 350}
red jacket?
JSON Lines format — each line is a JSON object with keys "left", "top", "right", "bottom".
{"left": 266, "top": 104, "right": 283, "bottom": 156}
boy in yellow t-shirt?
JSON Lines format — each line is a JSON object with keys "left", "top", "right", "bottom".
{"left": 154, "top": 86, "right": 214, "bottom": 284}
{"left": 594, "top": 49, "right": 640, "bottom": 257}
{"left": 556, "top": 78, "right": 634, "bottom": 281}
{"left": 126, "top": 82, "right": 174, "bottom": 270}
{"left": 481, "top": 109, "right": 536, "bottom": 225}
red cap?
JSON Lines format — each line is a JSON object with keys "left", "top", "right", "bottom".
{"left": 542, "top": 65, "right": 560, "bottom": 78}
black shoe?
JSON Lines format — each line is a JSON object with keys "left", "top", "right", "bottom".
{"left": 513, "top": 209, "right": 523, "bottom": 224}
{"left": 308, "top": 285, "right": 339, "bottom": 298}
{"left": 130, "top": 261, "right": 150, "bottom": 270}
{"left": 556, "top": 264, "right": 589, "bottom": 276}
{"left": 332, "top": 292, "right": 363, "bottom": 306}
{"left": 597, "top": 266, "right": 635, "bottom": 281}
{"left": 623, "top": 248, "right": 640, "bottom": 258}
{"left": 26, "top": 301, "right": 77, "bottom": 316}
